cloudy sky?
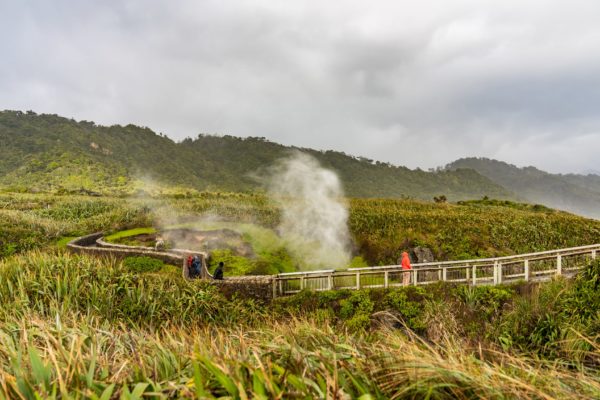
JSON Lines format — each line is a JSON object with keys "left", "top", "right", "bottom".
{"left": 2, "top": 0, "right": 600, "bottom": 173}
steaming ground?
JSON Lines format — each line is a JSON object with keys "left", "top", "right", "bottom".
{"left": 266, "top": 152, "right": 351, "bottom": 269}
{"left": 129, "top": 152, "right": 353, "bottom": 271}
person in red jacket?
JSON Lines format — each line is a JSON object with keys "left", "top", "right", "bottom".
{"left": 401, "top": 251, "right": 412, "bottom": 286}
{"left": 186, "top": 254, "right": 194, "bottom": 278}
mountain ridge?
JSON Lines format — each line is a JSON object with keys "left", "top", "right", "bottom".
{"left": 2, "top": 110, "right": 600, "bottom": 218}
{"left": 0, "top": 110, "right": 513, "bottom": 201}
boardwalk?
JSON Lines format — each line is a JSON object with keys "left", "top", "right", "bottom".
{"left": 273, "top": 244, "right": 600, "bottom": 297}
{"left": 68, "top": 233, "right": 599, "bottom": 299}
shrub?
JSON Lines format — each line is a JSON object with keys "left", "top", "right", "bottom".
{"left": 339, "top": 290, "right": 374, "bottom": 320}
{"left": 346, "top": 313, "right": 371, "bottom": 331}
{"left": 384, "top": 288, "right": 427, "bottom": 331}
{"left": 566, "top": 259, "right": 600, "bottom": 328}
{"left": 456, "top": 285, "right": 513, "bottom": 320}
{"left": 123, "top": 256, "right": 163, "bottom": 273}
{"left": 494, "top": 278, "right": 577, "bottom": 357}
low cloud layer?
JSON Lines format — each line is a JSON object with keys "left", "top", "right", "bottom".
{"left": 2, "top": 0, "right": 600, "bottom": 173}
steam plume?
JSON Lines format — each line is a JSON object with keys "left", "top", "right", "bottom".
{"left": 267, "top": 152, "right": 351, "bottom": 269}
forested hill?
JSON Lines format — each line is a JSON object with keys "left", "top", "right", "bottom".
{"left": 447, "top": 158, "right": 600, "bottom": 219}
{"left": 0, "top": 110, "right": 513, "bottom": 200}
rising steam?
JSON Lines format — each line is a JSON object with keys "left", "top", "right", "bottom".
{"left": 266, "top": 152, "right": 351, "bottom": 269}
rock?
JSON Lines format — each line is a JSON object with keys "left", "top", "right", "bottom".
{"left": 411, "top": 247, "right": 435, "bottom": 263}
{"left": 371, "top": 311, "right": 404, "bottom": 330}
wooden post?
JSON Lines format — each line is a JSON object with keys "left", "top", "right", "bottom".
{"left": 272, "top": 278, "right": 277, "bottom": 299}
{"left": 182, "top": 254, "right": 189, "bottom": 279}
{"left": 413, "top": 269, "right": 418, "bottom": 286}
{"left": 465, "top": 267, "right": 470, "bottom": 282}
{"left": 497, "top": 263, "right": 503, "bottom": 284}
{"left": 524, "top": 259, "right": 530, "bottom": 281}
{"left": 356, "top": 272, "right": 361, "bottom": 290}
{"left": 556, "top": 255, "right": 562, "bottom": 275}
{"left": 384, "top": 271, "right": 389, "bottom": 288}
{"left": 200, "top": 255, "right": 210, "bottom": 280}
{"left": 442, "top": 267, "right": 447, "bottom": 281}
{"left": 592, "top": 250, "right": 597, "bottom": 260}
{"left": 279, "top": 280, "right": 283, "bottom": 296}
{"left": 300, "top": 276, "right": 305, "bottom": 291}
{"left": 328, "top": 274, "right": 334, "bottom": 290}
{"left": 472, "top": 265, "right": 477, "bottom": 286}
{"left": 437, "top": 268, "right": 442, "bottom": 282}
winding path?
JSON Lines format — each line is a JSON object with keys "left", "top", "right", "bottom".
{"left": 67, "top": 233, "right": 599, "bottom": 298}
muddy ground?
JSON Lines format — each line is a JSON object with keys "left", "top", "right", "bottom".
{"left": 123, "top": 228, "right": 255, "bottom": 257}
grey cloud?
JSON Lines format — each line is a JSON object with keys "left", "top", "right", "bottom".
{"left": 1, "top": 0, "right": 600, "bottom": 173}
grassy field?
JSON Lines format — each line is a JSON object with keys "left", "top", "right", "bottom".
{"left": 2, "top": 191, "right": 600, "bottom": 266}
{"left": 1, "top": 190, "right": 599, "bottom": 398}
{"left": 0, "top": 250, "right": 598, "bottom": 398}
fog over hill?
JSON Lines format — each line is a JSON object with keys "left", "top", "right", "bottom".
{"left": 447, "top": 158, "right": 600, "bottom": 219}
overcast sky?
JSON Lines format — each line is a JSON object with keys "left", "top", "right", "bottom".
{"left": 2, "top": 0, "right": 600, "bottom": 174}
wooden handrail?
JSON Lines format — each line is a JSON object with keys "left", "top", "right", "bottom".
{"left": 273, "top": 243, "right": 600, "bottom": 297}
{"left": 277, "top": 244, "right": 600, "bottom": 277}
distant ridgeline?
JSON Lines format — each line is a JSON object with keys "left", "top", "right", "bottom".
{"left": 446, "top": 158, "right": 600, "bottom": 219}
{"left": 2, "top": 110, "right": 600, "bottom": 218}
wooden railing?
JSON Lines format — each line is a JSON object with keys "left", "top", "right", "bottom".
{"left": 272, "top": 244, "right": 600, "bottom": 297}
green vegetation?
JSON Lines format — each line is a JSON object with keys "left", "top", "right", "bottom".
{"left": 495, "top": 261, "right": 600, "bottom": 359}
{"left": 122, "top": 256, "right": 164, "bottom": 273}
{"left": 0, "top": 250, "right": 598, "bottom": 398}
{"left": 207, "top": 247, "right": 295, "bottom": 276}
{"left": 275, "top": 286, "right": 430, "bottom": 332}
{"left": 4, "top": 110, "right": 600, "bottom": 217}
{"left": 457, "top": 197, "right": 553, "bottom": 212}
{"left": 0, "top": 189, "right": 599, "bottom": 397}
{"left": 3, "top": 111, "right": 600, "bottom": 397}
{"left": 55, "top": 236, "right": 77, "bottom": 249}
{"left": 104, "top": 227, "right": 156, "bottom": 242}
{"left": 0, "top": 192, "right": 152, "bottom": 257}
{"left": 2, "top": 192, "right": 600, "bottom": 267}
{"left": 350, "top": 197, "right": 600, "bottom": 264}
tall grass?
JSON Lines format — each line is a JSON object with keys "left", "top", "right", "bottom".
{"left": 3, "top": 191, "right": 600, "bottom": 263}
{"left": 1, "top": 314, "right": 598, "bottom": 399}
{"left": 0, "top": 251, "right": 263, "bottom": 328}
{"left": 0, "top": 251, "right": 599, "bottom": 398}
{"left": 0, "top": 193, "right": 152, "bottom": 257}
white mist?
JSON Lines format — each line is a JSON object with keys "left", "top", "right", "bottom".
{"left": 267, "top": 152, "right": 351, "bottom": 270}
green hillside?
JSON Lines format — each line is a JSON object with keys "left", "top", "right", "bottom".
{"left": 447, "top": 157, "right": 600, "bottom": 219}
{"left": 0, "top": 110, "right": 513, "bottom": 201}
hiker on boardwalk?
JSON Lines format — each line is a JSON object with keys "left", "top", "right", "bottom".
{"left": 213, "top": 261, "right": 224, "bottom": 280}
{"left": 400, "top": 251, "right": 412, "bottom": 286}
{"left": 191, "top": 255, "right": 202, "bottom": 278}
{"left": 186, "top": 255, "right": 194, "bottom": 278}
